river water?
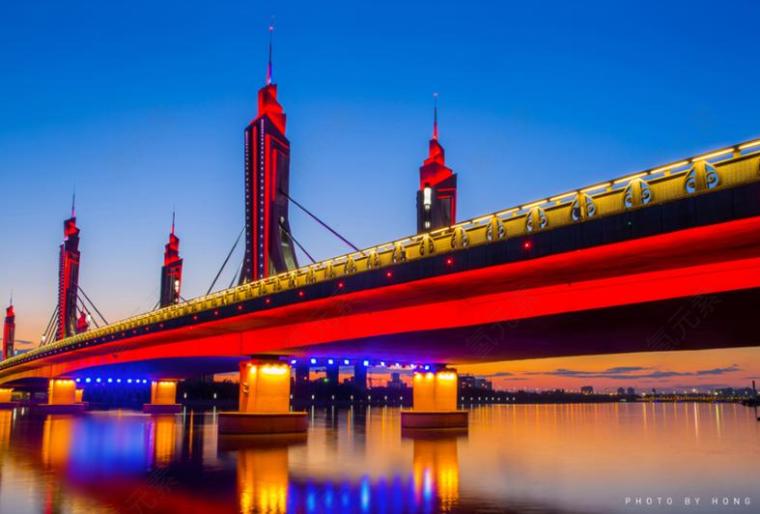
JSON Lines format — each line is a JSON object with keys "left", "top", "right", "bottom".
{"left": 0, "top": 403, "right": 757, "bottom": 513}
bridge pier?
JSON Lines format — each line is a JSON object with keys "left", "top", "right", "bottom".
{"left": 353, "top": 362, "right": 368, "bottom": 392}
{"left": 33, "top": 378, "right": 86, "bottom": 414}
{"left": 325, "top": 362, "right": 340, "bottom": 385}
{"left": 0, "top": 387, "right": 15, "bottom": 408}
{"left": 143, "top": 380, "right": 182, "bottom": 414}
{"left": 218, "top": 360, "right": 307, "bottom": 435}
{"left": 401, "top": 369, "right": 468, "bottom": 430}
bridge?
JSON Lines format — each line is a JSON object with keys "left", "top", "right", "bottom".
{"left": 1, "top": 37, "right": 759, "bottom": 431}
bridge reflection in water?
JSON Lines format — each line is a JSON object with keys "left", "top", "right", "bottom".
{"left": 0, "top": 405, "right": 757, "bottom": 513}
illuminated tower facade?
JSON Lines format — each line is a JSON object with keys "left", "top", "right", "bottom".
{"left": 56, "top": 202, "right": 81, "bottom": 340}
{"left": 2, "top": 303, "right": 14, "bottom": 360}
{"left": 160, "top": 215, "right": 183, "bottom": 307}
{"left": 240, "top": 27, "right": 298, "bottom": 283}
{"left": 417, "top": 96, "right": 457, "bottom": 233}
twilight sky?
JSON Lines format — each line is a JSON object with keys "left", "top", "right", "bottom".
{"left": 1, "top": 0, "right": 759, "bottom": 391}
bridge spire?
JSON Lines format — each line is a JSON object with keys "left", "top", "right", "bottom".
{"left": 2, "top": 296, "right": 14, "bottom": 360}
{"left": 160, "top": 210, "right": 183, "bottom": 307}
{"left": 240, "top": 22, "right": 298, "bottom": 283}
{"left": 417, "top": 93, "right": 458, "bottom": 233}
{"left": 57, "top": 200, "right": 81, "bottom": 340}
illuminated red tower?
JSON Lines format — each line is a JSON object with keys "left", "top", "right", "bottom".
{"left": 417, "top": 94, "right": 457, "bottom": 233}
{"left": 160, "top": 213, "right": 183, "bottom": 307}
{"left": 56, "top": 198, "right": 81, "bottom": 340}
{"left": 240, "top": 25, "right": 298, "bottom": 283}
{"left": 2, "top": 301, "right": 14, "bottom": 360}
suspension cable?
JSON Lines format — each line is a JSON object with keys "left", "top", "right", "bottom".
{"left": 77, "top": 286, "right": 109, "bottom": 325}
{"left": 279, "top": 221, "right": 316, "bottom": 264}
{"left": 279, "top": 189, "right": 362, "bottom": 254}
{"left": 207, "top": 227, "right": 244, "bottom": 295}
{"left": 41, "top": 305, "right": 59, "bottom": 345}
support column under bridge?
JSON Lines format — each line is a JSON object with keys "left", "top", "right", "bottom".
{"left": 218, "top": 359, "right": 307, "bottom": 435}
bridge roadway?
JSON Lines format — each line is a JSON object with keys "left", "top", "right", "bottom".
{"left": 2, "top": 139, "right": 760, "bottom": 384}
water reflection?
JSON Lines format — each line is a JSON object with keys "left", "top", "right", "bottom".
{"left": 150, "top": 414, "right": 179, "bottom": 466}
{"left": 220, "top": 434, "right": 306, "bottom": 514}
{"left": 408, "top": 431, "right": 463, "bottom": 512}
{"left": 0, "top": 404, "right": 756, "bottom": 513}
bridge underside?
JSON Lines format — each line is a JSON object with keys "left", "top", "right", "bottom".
{"left": 3, "top": 212, "right": 760, "bottom": 385}
{"left": 6, "top": 284, "right": 755, "bottom": 386}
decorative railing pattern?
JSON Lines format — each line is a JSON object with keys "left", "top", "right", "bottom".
{"left": 3, "top": 138, "right": 760, "bottom": 370}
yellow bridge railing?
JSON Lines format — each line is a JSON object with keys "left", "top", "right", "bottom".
{"left": 3, "top": 137, "right": 760, "bottom": 370}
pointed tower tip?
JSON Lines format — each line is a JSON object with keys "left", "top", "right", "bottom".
{"left": 266, "top": 19, "right": 275, "bottom": 85}
{"left": 432, "top": 93, "right": 439, "bottom": 140}
{"left": 171, "top": 208, "right": 176, "bottom": 235}
{"left": 71, "top": 192, "right": 76, "bottom": 218}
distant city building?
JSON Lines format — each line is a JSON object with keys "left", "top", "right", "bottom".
{"left": 580, "top": 386, "right": 594, "bottom": 395}
{"left": 627, "top": 387, "right": 636, "bottom": 396}
{"left": 387, "top": 372, "right": 407, "bottom": 390}
{"left": 617, "top": 387, "right": 626, "bottom": 395}
{"left": 460, "top": 374, "right": 493, "bottom": 391}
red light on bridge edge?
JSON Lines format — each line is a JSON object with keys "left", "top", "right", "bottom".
{"left": 298, "top": 291, "right": 304, "bottom": 297}
{"left": 337, "top": 281, "right": 344, "bottom": 289}
{"left": 386, "top": 271, "right": 393, "bottom": 279}
{"left": 523, "top": 240, "right": 533, "bottom": 250}
{"left": 265, "top": 298, "right": 271, "bottom": 304}
{"left": 445, "top": 257, "right": 454, "bottom": 266}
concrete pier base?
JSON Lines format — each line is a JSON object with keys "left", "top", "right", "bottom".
{"left": 400, "top": 410, "right": 469, "bottom": 429}
{"left": 143, "top": 403, "right": 182, "bottom": 414}
{"left": 218, "top": 411, "right": 308, "bottom": 435}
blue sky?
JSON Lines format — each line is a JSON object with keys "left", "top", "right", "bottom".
{"left": 2, "top": 0, "right": 759, "bottom": 343}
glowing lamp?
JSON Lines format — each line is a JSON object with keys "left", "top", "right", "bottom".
{"left": 343, "top": 359, "right": 350, "bottom": 365}
{"left": 363, "top": 360, "right": 370, "bottom": 367}
{"left": 261, "top": 365, "right": 288, "bottom": 375}
{"left": 386, "top": 271, "right": 393, "bottom": 278}
{"left": 310, "top": 358, "right": 317, "bottom": 365}
{"left": 327, "top": 359, "right": 334, "bottom": 365}
{"left": 290, "top": 359, "right": 297, "bottom": 365}
{"left": 523, "top": 240, "right": 533, "bottom": 250}
{"left": 445, "top": 257, "right": 454, "bottom": 266}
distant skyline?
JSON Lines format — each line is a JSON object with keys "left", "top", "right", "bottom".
{"left": 2, "top": 1, "right": 759, "bottom": 390}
